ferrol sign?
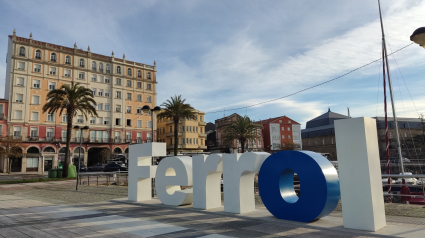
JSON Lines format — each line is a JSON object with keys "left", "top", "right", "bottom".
{"left": 128, "top": 117, "right": 387, "bottom": 232}
{"left": 129, "top": 146, "right": 339, "bottom": 222}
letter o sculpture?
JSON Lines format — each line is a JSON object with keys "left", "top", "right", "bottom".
{"left": 258, "top": 150, "right": 340, "bottom": 222}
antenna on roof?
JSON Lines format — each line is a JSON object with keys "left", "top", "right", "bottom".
{"left": 328, "top": 107, "right": 330, "bottom": 112}
{"left": 347, "top": 107, "right": 351, "bottom": 118}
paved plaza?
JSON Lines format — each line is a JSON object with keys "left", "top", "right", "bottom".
{"left": 0, "top": 185, "right": 424, "bottom": 237}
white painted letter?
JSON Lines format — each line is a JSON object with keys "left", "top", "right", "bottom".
{"left": 155, "top": 156, "right": 193, "bottom": 206}
{"left": 193, "top": 154, "right": 223, "bottom": 210}
{"left": 335, "top": 117, "right": 386, "bottom": 231}
{"left": 128, "top": 143, "right": 166, "bottom": 202}
{"left": 223, "top": 152, "right": 270, "bottom": 214}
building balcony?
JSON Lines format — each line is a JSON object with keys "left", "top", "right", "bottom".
{"left": 199, "top": 121, "right": 206, "bottom": 126}
{"left": 198, "top": 145, "right": 207, "bottom": 149}
{"left": 166, "top": 132, "right": 182, "bottom": 137}
{"left": 199, "top": 133, "right": 206, "bottom": 138}
{"left": 167, "top": 144, "right": 182, "bottom": 149}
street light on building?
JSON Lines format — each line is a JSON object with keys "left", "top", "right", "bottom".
{"left": 73, "top": 125, "right": 89, "bottom": 191}
{"left": 142, "top": 105, "right": 161, "bottom": 142}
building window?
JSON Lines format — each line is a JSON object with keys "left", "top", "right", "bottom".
{"left": 92, "top": 88, "right": 96, "bottom": 96}
{"left": 137, "top": 107, "right": 142, "bottom": 114}
{"left": 50, "top": 53, "right": 57, "bottom": 62}
{"left": 19, "top": 47, "right": 25, "bottom": 56}
{"left": 62, "top": 114, "right": 67, "bottom": 122}
{"left": 16, "top": 77, "right": 24, "bottom": 86}
{"left": 126, "top": 119, "right": 132, "bottom": 127}
{"left": 99, "top": 76, "right": 104, "bottom": 83}
{"left": 137, "top": 94, "right": 142, "bottom": 102}
{"left": 15, "top": 93, "right": 23, "bottom": 103}
{"left": 77, "top": 115, "right": 84, "bottom": 123}
{"left": 17, "top": 62, "right": 25, "bottom": 70}
{"left": 288, "top": 120, "right": 291, "bottom": 123}
{"left": 91, "top": 75, "right": 97, "bottom": 82}
{"left": 105, "top": 90, "right": 110, "bottom": 97}
{"left": 92, "top": 61, "right": 96, "bottom": 71}
{"left": 98, "top": 89, "right": 103, "bottom": 97}
{"left": 117, "top": 66, "right": 121, "bottom": 74}
{"left": 127, "top": 68, "right": 132, "bottom": 76}
{"left": 98, "top": 103, "right": 103, "bottom": 110}
{"left": 106, "top": 64, "right": 110, "bottom": 73}
{"left": 98, "top": 117, "right": 103, "bottom": 124}
{"left": 147, "top": 121, "right": 152, "bottom": 128}
{"left": 137, "top": 70, "right": 142, "bottom": 78}
{"left": 147, "top": 84, "right": 152, "bottom": 90}
{"left": 116, "top": 118, "right": 121, "bottom": 126}
{"left": 34, "top": 64, "right": 41, "bottom": 73}
{"left": 331, "top": 138, "right": 334, "bottom": 144}
{"left": 49, "top": 67, "right": 56, "bottom": 75}
{"left": 116, "top": 105, "right": 121, "bottom": 112}
{"left": 127, "top": 80, "right": 132, "bottom": 87}
{"left": 64, "top": 69, "right": 71, "bottom": 77}
{"left": 105, "top": 77, "right": 110, "bottom": 84}
{"left": 48, "top": 82, "right": 56, "bottom": 90}
{"left": 99, "top": 63, "right": 103, "bottom": 72}
{"left": 147, "top": 72, "right": 151, "bottom": 79}
{"left": 35, "top": 49, "right": 41, "bottom": 59}
{"left": 288, "top": 127, "right": 290, "bottom": 131}
{"left": 137, "top": 82, "right": 142, "bottom": 89}
{"left": 127, "top": 93, "right": 132, "bottom": 100}
{"left": 147, "top": 96, "right": 152, "bottom": 103}
{"left": 65, "top": 55, "right": 71, "bottom": 64}
{"left": 79, "top": 59, "right": 85, "bottom": 67}
{"left": 126, "top": 106, "right": 131, "bottom": 113}
{"left": 104, "top": 118, "right": 110, "bottom": 125}
{"left": 137, "top": 120, "right": 142, "bottom": 127}
{"left": 90, "top": 117, "right": 95, "bottom": 124}
{"left": 46, "top": 128, "right": 54, "bottom": 139}
{"left": 105, "top": 104, "right": 110, "bottom": 111}
{"left": 116, "top": 78, "right": 121, "bottom": 85}
{"left": 79, "top": 72, "right": 84, "bottom": 79}
{"left": 288, "top": 135, "right": 291, "bottom": 139}
{"left": 31, "top": 95, "right": 40, "bottom": 105}
{"left": 15, "top": 111, "right": 22, "bottom": 120}
{"left": 30, "top": 112, "right": 39, "bottom": 121}
{"left": 47, "top": 113, "right": 54, "bottom": 122}
{"left": 116, "top": 91, "right": 122, "bottom": 98}
{"left": 281, "top": 127, "right": 284, "bottom": 131}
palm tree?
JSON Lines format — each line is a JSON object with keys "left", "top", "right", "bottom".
{"left": 42, "top": 82, "right": 97, "bottom": 178}
{"left": 223, "top": 115, "right": 262, "bottom": 153}
{"left": 157, "top": 95, "right": 196, "bottom": 156}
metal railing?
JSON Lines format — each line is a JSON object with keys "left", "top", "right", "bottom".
{"left": 78, "top": 171, "right": 128, "bottom": 187}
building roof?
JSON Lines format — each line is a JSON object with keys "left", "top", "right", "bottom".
{"left": 260, "top": 116, "right": 300, "bottom": 125}
{"left": 305, "top": 110, "right": 347, "bottom": 129}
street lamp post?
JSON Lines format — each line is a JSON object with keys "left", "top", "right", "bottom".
{"left": 73, "top": 125, "right": 89, "bottom": 191}
{"left": 141, "top": 105, "right": 161, "bottom": 143}
{"left": 141, "top": 105, "right": 161, "bottom": 198}
{"left": 410, "top": 27, "right": 425, "bottom": 48}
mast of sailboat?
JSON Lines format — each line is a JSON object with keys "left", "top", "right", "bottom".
{"left": 378, "top": 0, "right": 405, "bottom": 174}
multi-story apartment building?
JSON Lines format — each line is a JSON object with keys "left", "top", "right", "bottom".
{"left": 215, "top": 113, "right": 264, "bottom": 153}
{"left": 157, "top": 110, "right": 207, "bottom": 154}
{"left": 260, "top": 116, "right": 302, "bottom": 152}
{"left": 2, "top": 30, "right": 158, "bottom": 173}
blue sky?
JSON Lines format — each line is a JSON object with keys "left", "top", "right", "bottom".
{"left": 1, "top": 0, "right": 425, "bottom": 127}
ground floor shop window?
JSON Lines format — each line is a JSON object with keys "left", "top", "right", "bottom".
{"left": 26, "top": 157, "right": 39, "bottom": 171}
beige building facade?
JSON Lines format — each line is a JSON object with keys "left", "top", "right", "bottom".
{"left": 157, "top": 110, "right": 207, "bottom": 154}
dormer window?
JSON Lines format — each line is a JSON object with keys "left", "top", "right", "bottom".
{"left": 50, "top": 53, "right": 57, "bottom": 62}
{"left": 19, "top": 47, "right": 25, "bottom": 56}
{"left": 79, "top": 59, "right": 85, "bottom": 67}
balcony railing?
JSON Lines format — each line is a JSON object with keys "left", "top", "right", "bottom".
{"left": 35, "top": 56, "right": 41, "bottom": 59}
{"left": 199, "top": 121, "right": 206, "bottom": 126}
{"left": 28, "top": 136, "right": 39, "bottom": 141}
{"left": 199, "top": 133, "right": 207, "bottom": 138}
{"left": 125, "top": 138, "right": 132, "bottom": 143}
{"left": 19, "top": 53, "right": 25, "bottom": 56}
{"left": 45, "top": 137, "right": 54, "bottom": 142}
{"left": 92, "top": 68, "right": 97, "bottom": 71}
{"left": 106, "top": 70, "right": 111, "bottom": 74}
{"left": 99, "top": 69, "right": 103, "bottom": 73}
{"left": 13, "top": 135, "right": 22, "bottom": 140}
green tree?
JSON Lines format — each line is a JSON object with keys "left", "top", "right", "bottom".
{"left": 42, "top": 82, "right": 97, "bottom": 177}
{"left": 0, "top": 135, "right": 23, "bottom": 173}
{"left": 157, "top": 95, "right": 196, "bottom": 156}
{"left": 223, "top": 116, "right": 262, "bottom": 153}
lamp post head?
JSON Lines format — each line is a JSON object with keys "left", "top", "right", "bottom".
{"left": 153, "top": 106, "right": 161, "bottom": 113}
{"left": 73, "top": 125, "right": 80, "bottom": 131}
{"left": 410, "top": 27, "right": 425, "bottom": 49}
{"left": 82, "top": 126, "right": 90, "bottom": 131}
{"left": 142, "top": 105, "right": 151, "bottom": 113}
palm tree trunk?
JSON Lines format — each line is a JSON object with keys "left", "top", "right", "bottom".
{"left": 173, "top": 119, "right": 179, "bottom": 156}
{"left": 241, "top": 139, "right": 245, "bottom": 153}
{"left": 63, "top": 115, "right": 73, "bottom": 178}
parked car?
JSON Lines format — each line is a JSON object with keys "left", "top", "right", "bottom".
{"left": 79, "top": 164, "right": 87, "bottom": 172}
{"left": 103, "top": 162, "right": 128, "bottom": 172}
{"left": 88, "top": 163, "right": 105, "bottom": 172}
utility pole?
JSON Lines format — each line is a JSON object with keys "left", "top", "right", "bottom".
{"left": 420, "top": 114, "right": 425, "bottom": 147}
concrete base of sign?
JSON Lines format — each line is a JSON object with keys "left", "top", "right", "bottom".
{"left": 335, "top": 117, "right": 386, "bottom": 231}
